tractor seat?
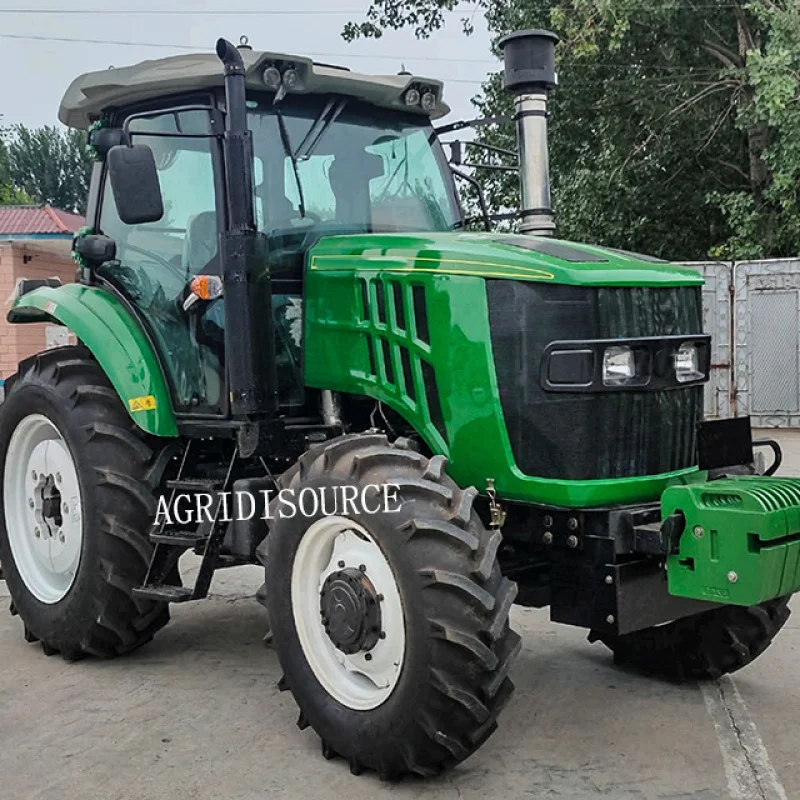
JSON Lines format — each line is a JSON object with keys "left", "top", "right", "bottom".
{"left": 182, "top": 211, "right": 219, "bottom": 276}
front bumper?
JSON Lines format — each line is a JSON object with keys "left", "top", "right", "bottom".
{"left": 664, "top": 476, "right": 800, "bottom": 606}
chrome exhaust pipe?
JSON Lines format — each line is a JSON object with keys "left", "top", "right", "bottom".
{"left": 500, "top": 29, "right": 559, "bottom": 236}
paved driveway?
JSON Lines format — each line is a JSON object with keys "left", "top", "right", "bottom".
{"left": 2, "top": 435, "right": 800, "bottom": 799}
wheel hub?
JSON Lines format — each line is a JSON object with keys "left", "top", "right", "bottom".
{"left": 291, "top": 516, "right": 406, "bottom": 710}
{"left": 320, "top": 567, "right": 382, "bottom": 655}
{"left": 35, "top": 473, "right": 64, "bottom": 536}
{"left": 4, "top": 415, "right": 83, "bottom": 604}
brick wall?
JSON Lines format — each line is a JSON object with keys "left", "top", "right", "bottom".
{"left": 0, "top": 241, "right": 78, "bottom": 380}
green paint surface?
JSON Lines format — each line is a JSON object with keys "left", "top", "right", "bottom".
{"left": 304, "top": 231, "right": 702, "bottom": 507}
{"left": 665, "top": 476, "right": 800, "bottom": 605}
{"left": 308, "top": 231, "right": 704, "bottom": 287}
{"left": 9, "top": 284, "right": 178, "bottom": 437}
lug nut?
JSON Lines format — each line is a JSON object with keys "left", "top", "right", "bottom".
{"left": 605, "top": 575, "right": 613, "bottom": 585}
{"left": 364, "top": 653, "right": 372, "bottom": 661}
{"left": 56, "top": 473, "right": 62, "bottom": 484}
{"left": 379, "top": 631, "right": 386, "bottom": 639}
{"left": 31, "top": 470, "right": 37, "bottom": 481}
{"left": 376, "top": 594, "right": 384, "bottom": 602}
{"left": 543, "top": 515, "right": 554, "bottom": 528}
{"left": 693, "top": 526, "right": 704, "bottom": 538}
{"left": 59, "top": 533, "right": 65, "bottom": 544}
{"left": 34, "top": 527, "right": 41, "bottom": 538}
{"left": 727, "top": 571, "right": 739, "bottom": 584}
{"left": 567, "top": 517, "right": 579, "bottom": 531}
{"left": 567, "top": 535, "right": 579, "bottom": 549}
{"left": 542, "top": 532, "right": 553, "bottom": 545}
{"left": 337, "top": 560, "right": 345, "bottom": 568}
{"left": 28, "top": 498, "right": 34, "bottom": 509}
{"left": 606, "top": 615, "right": 615, "bottom": 624}
{"left": 62, "top": 503, "right": 69, "bottom": 514}
{"left": 359, "top": 564, "right": 366, "bottom": 572}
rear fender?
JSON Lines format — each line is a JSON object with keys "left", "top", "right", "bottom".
{"left": 8, "top": 283, "right": 178, "bottom": 437}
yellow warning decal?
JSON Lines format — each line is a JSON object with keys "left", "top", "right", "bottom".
{"left": 129, "top": 395, "right": 157, "bottom": 412}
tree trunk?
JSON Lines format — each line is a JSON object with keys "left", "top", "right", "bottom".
{"left": 737, "top": 14, "right": 771, "bottom": 197}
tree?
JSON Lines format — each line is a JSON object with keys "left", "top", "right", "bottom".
{"left": 0, "top": 120, "right": 29, "bottom": 205}
{"left": 6, "top": 125, "right": 92, "bottom": 215}
{"left": 345, "top": 0, "right": 800, "bottom": 261}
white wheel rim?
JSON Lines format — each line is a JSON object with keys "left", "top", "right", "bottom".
{"left": 4, "top": 414, "right": 83, "bottom": 604}
{"left": 291, "top": 515, "right": 406, "bottom": 711}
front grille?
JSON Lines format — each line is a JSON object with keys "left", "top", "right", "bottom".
{"left": 487, "top": 281, "right": 704, "bottom": 481}
{"left": 359, "top": 276, "right": 447, "bottom": 447}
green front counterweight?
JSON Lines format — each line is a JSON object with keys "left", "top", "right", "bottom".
{"left": 664, "top": 476, "right": 800, "bottom": 606}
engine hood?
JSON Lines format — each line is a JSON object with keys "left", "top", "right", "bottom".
{"left": 309, "top": 231, "right": 703, "bottom": 287}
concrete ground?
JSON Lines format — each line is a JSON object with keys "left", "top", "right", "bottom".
{"left": 2, "top": 435, "right": 800, "bottom": 799}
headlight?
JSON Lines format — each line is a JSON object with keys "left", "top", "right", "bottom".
{"left": 282, "top": 68, "right": 300, "bottom": 90}
{"left": 262, "top": 66, "right": 282, "bottom": 90}
{"left": 420, "top": 91, "right": 437, "bottom": 111}
{"left": 603, "top": 346, "right": 635, "bottom": 386}
{"left": 541, "top": 336, "right": 710, "bottom": 393}
{"left": 404, "top": 88, "right": 421, "bottom": 106}
{"left": 675, "top": 342, "right": 703, "bottom": 383}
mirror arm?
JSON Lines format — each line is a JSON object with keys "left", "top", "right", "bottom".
{"left": 450, "top": 166, "right": 491, "bottom": 232}
{"left": 464, "top": 163, "right": 519, "bottom": 173}
{"left": 466, "top": 141, "right": 519, "bottom": 160}
{"left": 435, "top": 115, "right": 512, "bottom": 136}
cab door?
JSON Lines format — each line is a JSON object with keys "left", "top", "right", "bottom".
{"left": 96, "top": 107, "right": 227, "bottom": 415}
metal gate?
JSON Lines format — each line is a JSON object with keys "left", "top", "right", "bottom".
{"left": 694, "top": 261, "right": 733, "bottom": 420}
{"left": 734, "top": 259, "right": 800, "bottom": 427}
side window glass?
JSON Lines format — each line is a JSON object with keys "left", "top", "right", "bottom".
{"left": 98, "top": 112, "right": 223, "bottom": 412}
{"left": 368, "top": 130, "right": 454, "bottom": 231}
{"left": 101, "top": 136, "right": 218, "bottom": 286}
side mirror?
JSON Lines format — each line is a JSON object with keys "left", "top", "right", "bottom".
{"left": 73, "top": 234, "right": 116, "bottom": 267}
{"left": 107, "top": 144, "right": 164, "bottom": 225}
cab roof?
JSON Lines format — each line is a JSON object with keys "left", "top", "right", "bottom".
{"left": 59, "top": 44, "right": 450, "bottom": 130}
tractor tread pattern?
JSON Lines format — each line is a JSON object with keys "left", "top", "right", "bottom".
{"left": 591, "top": 596, "right": 791, "bottom": 681}
{"left": 0, "top": 347, "right": 170, "bottom": 659}
{"left": 271, "top": 433, "right": 520, "bottom": 779}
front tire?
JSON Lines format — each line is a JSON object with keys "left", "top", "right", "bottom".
{"left": 263, "top": 434, "right": 520, "bottom": 779}
{"left": 0, "top": 347, "right": 170, "bottom": 659}
{"left": 592, "top": 598, "right": 791, "bottom": 680}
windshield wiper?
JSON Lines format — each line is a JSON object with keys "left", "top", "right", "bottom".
{"left": 295, "top": 98, "right": 348, "bottom": 161}
{"left": 275, "top": 108, "right": 307, "bottom": 218}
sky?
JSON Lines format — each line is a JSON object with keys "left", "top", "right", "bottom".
{"left": 0, "top": 1, "right": 497, "bottom": 130}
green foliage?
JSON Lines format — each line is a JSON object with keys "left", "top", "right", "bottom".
{"left": 709, "top": 1, "right": 800, "bottom": 259}
{"left": 0, "top": 121, "right": 29, "bottom": 205}
{"left": 345, "top": 0, "right": 800, "bottom": 261}
{"left": 6, "top": 125, "right": 93, "bottom": 215}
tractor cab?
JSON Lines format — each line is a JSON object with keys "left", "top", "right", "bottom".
{"left": 59, "top": 42, "right": 462, "bottom": 422}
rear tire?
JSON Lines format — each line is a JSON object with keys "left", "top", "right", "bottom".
{"left": 262, "top": 433, "right": 520, "bottom": 779}
{"left": 0, "top": 347, "right": 170, "bottom": 659}
{"left": 592, "top": 598, "right": 791, "bottom": 680}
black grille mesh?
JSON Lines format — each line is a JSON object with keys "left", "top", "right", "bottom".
{"left": 487, "top": 281, "right": 704, "bottom": 481}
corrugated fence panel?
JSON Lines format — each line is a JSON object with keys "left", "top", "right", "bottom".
{"left": 735, "top": 259, "right": 800, "bottom": 427}
{"left": 684, "top": 261, "right": 732, "bottom": 419}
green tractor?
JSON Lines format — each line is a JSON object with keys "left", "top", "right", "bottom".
{"left": 1, "top": 29, "right": 797, "bottom": 779}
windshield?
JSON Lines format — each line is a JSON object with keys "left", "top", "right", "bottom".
{"left": 248, "top": 96, "right": 461, "bottom": 251}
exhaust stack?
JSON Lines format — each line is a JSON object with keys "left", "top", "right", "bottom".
{"left": 216, "top": 38, "right": 279, "bottom": 436}
{"left": 500, "top": 29, "right": 559, "bottom": 236}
